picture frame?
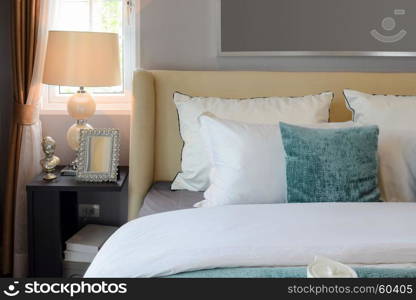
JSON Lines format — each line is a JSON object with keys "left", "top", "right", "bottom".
{"left": 219, "top": 0, "right": 416, "bottom": 57}
{"left": 76, "top": 128, "right": 120, "bottom": 182}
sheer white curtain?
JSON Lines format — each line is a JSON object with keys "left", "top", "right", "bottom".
{"left": 13, "top": 0, "right": 57, "bottom": 277}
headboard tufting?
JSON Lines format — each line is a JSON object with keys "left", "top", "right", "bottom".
{"left": 129, "top": 70, "right": 416, "bottom": 219}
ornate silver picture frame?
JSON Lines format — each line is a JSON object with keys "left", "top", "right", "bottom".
{"left": 76, "top": 128, "right": 120, "bottom": 182}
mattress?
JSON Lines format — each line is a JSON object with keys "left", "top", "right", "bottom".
{"left": 86, "top": 202, "right": 416, "bottom": 277}
{"left": 168, "top": 266, "right": 416, "bottom": 278}
{"left": 139, "top": 182, "right": 203, "bottom": 217}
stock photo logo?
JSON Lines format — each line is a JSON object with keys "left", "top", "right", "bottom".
{"left": 3, "top": 281, "right": 20, "bottom": 297}
{"left": 371, "top": 9, "right": 407, "bottom": 43}
{"left": 1, "top": 281, "right": 128, "bottom": 298}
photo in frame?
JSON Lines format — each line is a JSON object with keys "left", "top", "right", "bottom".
{"left": 76, "top": 128, "right": 120, "bottom": 182}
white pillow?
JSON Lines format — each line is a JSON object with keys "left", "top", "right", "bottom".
{"left": 344, "top": 89, "right": 416, "bottom": 202}
{"left": 172, "top": 92, "right": 334, "bottom": 191}
{"left": 196, "top": 114, "right": 354, "bottom": 207}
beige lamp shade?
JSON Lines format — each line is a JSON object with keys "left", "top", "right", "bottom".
{"left": 43, "top": 31, "right": 121, "bottom": 87}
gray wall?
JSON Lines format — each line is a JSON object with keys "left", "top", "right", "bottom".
{"left": 41, "top": 114, "right": 130, "bottom": 166}
{"left": 140, "top": 0, "right": 416, "bottom": 72}
{"left": 0, "top": 0, "right": 13, "bottom": 218}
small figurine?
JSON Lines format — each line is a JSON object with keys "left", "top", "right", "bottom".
{"left": 40, "top": 136, "right": 60, "bottom": 181}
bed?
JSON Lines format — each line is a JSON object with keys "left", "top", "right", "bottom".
{"left": 85, "top": 70, "right": 416, "bottom": 278}
{"left": 138, "top": 182, "right": 202, "bottom": 217}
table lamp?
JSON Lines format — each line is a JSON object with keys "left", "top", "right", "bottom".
{"left": 43, "top": 31, "right": 121, "bottom": 173}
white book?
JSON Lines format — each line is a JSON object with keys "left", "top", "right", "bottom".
{"left": 65, "top": 224, "right": 118, "bottom": 254}
{"left": 64, "top": 250, "right": 96, "bottom": 263}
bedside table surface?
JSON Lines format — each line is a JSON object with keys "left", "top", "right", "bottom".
{"left": 27, "top": 166, "right": 128, "bottom": 192}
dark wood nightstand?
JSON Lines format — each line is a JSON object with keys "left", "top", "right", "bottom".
{"left": 26, "top": 166, "right": 128, "bottom": 278}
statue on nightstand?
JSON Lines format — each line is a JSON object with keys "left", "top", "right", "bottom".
{"left": 40, "top": 136, "right": 60, "bottom": 181}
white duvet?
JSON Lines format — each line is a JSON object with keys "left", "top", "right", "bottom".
{"left": 85, "top": 202, "right": 416, "bottom": 278}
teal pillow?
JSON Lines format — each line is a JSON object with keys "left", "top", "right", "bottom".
{"left": 280, "top": 122, "right": 380, "bottom": 203}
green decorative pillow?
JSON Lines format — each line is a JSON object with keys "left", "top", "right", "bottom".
{"left": 279, "top": 122, "right": 380, "bottom": 203}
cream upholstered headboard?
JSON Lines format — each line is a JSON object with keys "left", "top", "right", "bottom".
{"left": 128, "top": 70, "right": 416, "bottom": 219}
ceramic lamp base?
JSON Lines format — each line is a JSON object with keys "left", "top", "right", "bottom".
{"left": 66, "top": 120, "right": 93, "bottom": 151}
{"left": 67, "top": 89, "right": 96, "bottom": 120}
{"left": 66, "top": 88, "right": 96, "bottom": 168}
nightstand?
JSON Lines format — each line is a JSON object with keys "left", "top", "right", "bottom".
{"left": 26, "top": 166, "right": 128, "bottom": 277}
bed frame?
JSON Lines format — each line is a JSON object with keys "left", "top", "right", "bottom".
{"left": 129, "top": 70, "right": 416, "bottom": 219}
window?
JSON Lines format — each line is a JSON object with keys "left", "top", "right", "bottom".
{"left": 42, "top": 0, "right": 135, "bottom": 113}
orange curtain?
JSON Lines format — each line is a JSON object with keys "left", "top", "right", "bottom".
{"left": 1, "top": 0, "right": 41, "bottom": 276}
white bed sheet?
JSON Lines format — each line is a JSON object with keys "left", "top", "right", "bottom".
{"left": 139, "top": 182, "right": 203, "bottom": 217}
{"left": 85, "top": 202, "right": 416, "bottom": 278}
